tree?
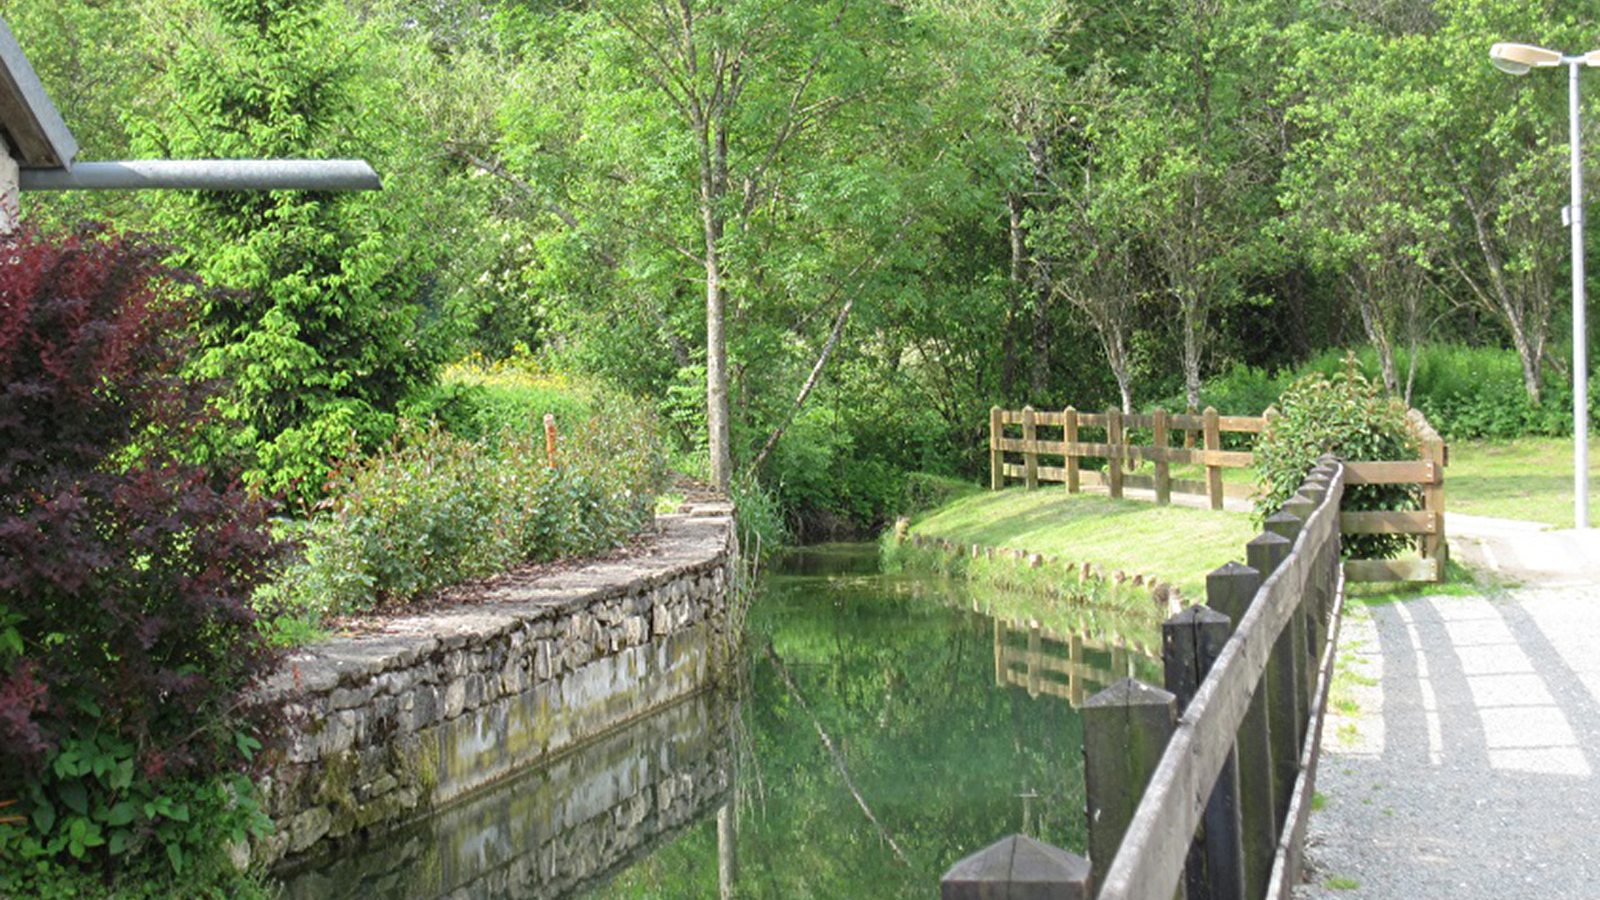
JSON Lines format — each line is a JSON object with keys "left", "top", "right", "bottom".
{"left": 1282, "top": 27, "right": 1448, "bottom": 403}
{"left": 129, "top": 0, "right": 450, "bottom": 501}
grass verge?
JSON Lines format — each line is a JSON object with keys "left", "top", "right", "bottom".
{"left": 1445, "top": 437, "right": 1600, "bottom": 527}
{"left": 903, "top": 487, "right": 1258, "bottom": 603}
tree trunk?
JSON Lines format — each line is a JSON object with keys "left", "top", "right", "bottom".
{"left": 1181, "top": 293, "right": 1204, "bottom": 415}
{"left": 702, "top": 114, "right": 733, "bottom": 493}
{"left": 1002, "top": 195, "right": 1026, "bottom": 404}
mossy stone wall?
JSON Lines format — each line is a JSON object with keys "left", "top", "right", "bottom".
{"left": 254, "top": 502, "right": 737, "bottom": 867}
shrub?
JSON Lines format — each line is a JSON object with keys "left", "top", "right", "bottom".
{"left": 1254, "top": 359, "right": 1420, "bottom": 559}
{"left": 268, "top": 391, "right": 668, "bottom": 617}
{"left": 0, "top": 226, "right": 278, "bottom": 888}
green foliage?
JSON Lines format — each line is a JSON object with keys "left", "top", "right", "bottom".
{"left": 265, "top": 397, "right": 668, "bottom": 618}
{"left": 899, "top": 474, "right": 983, "bottom": 519}
{"left": 0, "top": 227, "right": 279, "bottom": 893}
{"left": 124, "top": 0, "right": 461, "bottom": 505}
{"left": 1296, "top": 345, "right": 1583, "bottom": 440}
{"left": 2, "top": 731, "right": 269, "bottom": 889}
{"left": 1254, "top": 360, "right": 1420, "bottom": 558}
{"left": 729, "top": 476, "right": 790, "bottom": 560}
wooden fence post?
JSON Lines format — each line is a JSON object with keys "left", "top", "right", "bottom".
{"left": 990, "top": 406, "right": 1004, "bottom": 490}
{"left": 1153, "top": 408, "right": 1172, "bottom": 505}
{"left": 1203, "top": 407, "right": 1223, "bottom": 510}
{"left": 1206, "top": 562, "right": 1275, "bottom": 900}
{"left": 1107, "top": 408, "right": 1125, "bottom": 499}
{"left": 1265, "top": 511, "right": 1317, "bottom": 740}
{"left": 1065, "top": 406, "right": 1080, "bottom": 494}
{"left": 1083, "top": 679, "right": 1178, "bottom": 893}
{"left": 942, "top": 834, "right": 1091, "bottom": 900}
{"left": 1247, "top": 531, "right": 1298, "bottom": 827}
{"left": 1421, "top": 428, "right": 1447, "bottom": 576}
{"left": 1164, "top": 606, "right": 1245, "bottom": 900}
{"left": 1024, "top": 405, "right": 1039, "bottom": 490}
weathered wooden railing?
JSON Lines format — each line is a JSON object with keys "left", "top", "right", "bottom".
{"left": 989, "top": 406, "right": 1263, "bottom": 509}
{"left": 987, "top": 405, "right": 1447, "bottom": 583}
{"left": 943, "top": 457, "right": 1349, "bottom": 900}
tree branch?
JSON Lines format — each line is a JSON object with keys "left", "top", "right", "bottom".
{"left": 763, "top": 642, "right": 913, "bottom": 867}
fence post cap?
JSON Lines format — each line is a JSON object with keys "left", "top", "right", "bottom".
{"left": 1207, "top": 560, "right": 1259, "bottom": 578}
{"left": 1246, "top": 530, "right": 1292, "bottom": 549}
{"left": 941, "top": 834, "right": 1091, "bottom": 900}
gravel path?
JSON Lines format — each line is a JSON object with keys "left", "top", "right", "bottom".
{"left": 1295, "top": 517, "right": 1600, "bottom": 898}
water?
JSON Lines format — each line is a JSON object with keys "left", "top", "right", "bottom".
{"left": 274, "top": 543, "right": 1155, "bottom": 900}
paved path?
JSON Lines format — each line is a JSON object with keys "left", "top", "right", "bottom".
{"left": 1296, "top": 516, "right": 1600, "bottom": 898}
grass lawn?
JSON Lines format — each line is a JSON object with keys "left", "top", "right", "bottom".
{"left": 909, "top": 487, "right": 1258, "bottom": 600}
{"left": 1445, "top": 437, "right": 1600, "bottom": 528}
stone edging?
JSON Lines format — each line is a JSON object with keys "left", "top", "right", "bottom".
{"left": 253, "top": 501, "right": 738, "bottom": 868}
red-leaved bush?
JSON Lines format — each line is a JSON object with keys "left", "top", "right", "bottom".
{"left": 0, "top": 224, "right": 280, "bottom": 801}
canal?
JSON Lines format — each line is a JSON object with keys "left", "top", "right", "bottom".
{"left": 275, "top": 542, "right": 1156, "bottom": 900}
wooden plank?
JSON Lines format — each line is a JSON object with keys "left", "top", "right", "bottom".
{"left": 1023, "top": 407, "right": 1039, "bottom": 489}
{"left": 1153, "top": 409, "right": 1172, "bottom": 506}
{"left": 1340, "top": 511, "right": 1439, "bottom": 535}
{"left": 1065, "top": 407, "right": 1081, "bottom": 494}
{"left": 1205, "top": 408, "right": 1225, "bottom": 511}
{"left": 1343, "top": 558, "right": 1440, "bottom": 582}
{"left": 1217, "top": 415, "right": 1268, "bottom": 434}
{"left": 1094, "top": 465, "right": 1346, "bottom": 900}
{"left": 1107, "top": 409, "right": 1125, "bottom": 499}
{"left": 990, "top": 406, "right": 1003, "bottom": 490}
{"left": 1345, "top": 460, "right": 1438, "bottom": 485}
{"left": 1042, "top": 440, "right": 1252, "bottom": 468}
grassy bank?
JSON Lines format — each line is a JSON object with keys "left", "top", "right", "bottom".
{"left": 1446, "top": 437, "right": 1600, "bottom": 528}
{"left": 902, "top": 488, "right": 1258, "bottom": 602}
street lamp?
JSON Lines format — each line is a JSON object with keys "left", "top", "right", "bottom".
{"left": 1491, "top": 42, "right": 1595, "bottom": 529}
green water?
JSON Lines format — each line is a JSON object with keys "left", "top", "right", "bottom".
{"left": 275, "top": 543, "right": 1153, "bottom": 900}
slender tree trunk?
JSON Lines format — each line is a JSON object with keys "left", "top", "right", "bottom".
{"left": 1002, "top": 195, "right": 1026, "bottom": 404}
{"left": 1181, "top": 293, "right": 1204, "bottom": 414}
{"left": 702, "top": 115, "right": 733, "bottom": 493}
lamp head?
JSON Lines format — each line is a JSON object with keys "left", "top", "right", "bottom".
{"left": 1490, "top": 43, "right": 1565, "bottom": 74}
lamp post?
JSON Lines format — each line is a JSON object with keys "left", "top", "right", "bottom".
{"left": 1491, "top": 43, "right": 1596, "bottom": 529}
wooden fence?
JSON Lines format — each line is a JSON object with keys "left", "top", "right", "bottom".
{"left": 943, "top": 457, "right": 1350, "bottom": 900}
{"left": 992, "top": 618, "right": 1153, "bottom": 707}
{"left": 987, "top": 405, "right": 1448, "bottom": 582}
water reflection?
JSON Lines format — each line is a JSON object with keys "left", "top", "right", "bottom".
{"left": 992, "top": 619, "right": 1148, "bottom": 706}
{"left": 275, "top": 543, "right": 1158, "bottom": 900}
{"left": 274, "top": 691, "right": 734, "bottom": 900}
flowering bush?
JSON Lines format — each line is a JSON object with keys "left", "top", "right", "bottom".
{"left": 267, "top": 393, "right": 668, "bottom": 618}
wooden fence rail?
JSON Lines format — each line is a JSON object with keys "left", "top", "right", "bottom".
{"left": 943, "top": 458, "right": 1352, "bottom": 900}
{"left": 987, "top": 404, "right": 1448, "bottom": 583}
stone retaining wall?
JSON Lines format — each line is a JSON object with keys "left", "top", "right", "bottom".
{"left": 253, "top": 501, "right": 738, "bottom": 867}
{"left": 274, "top": 688, "right": 734, "bottom": 900}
